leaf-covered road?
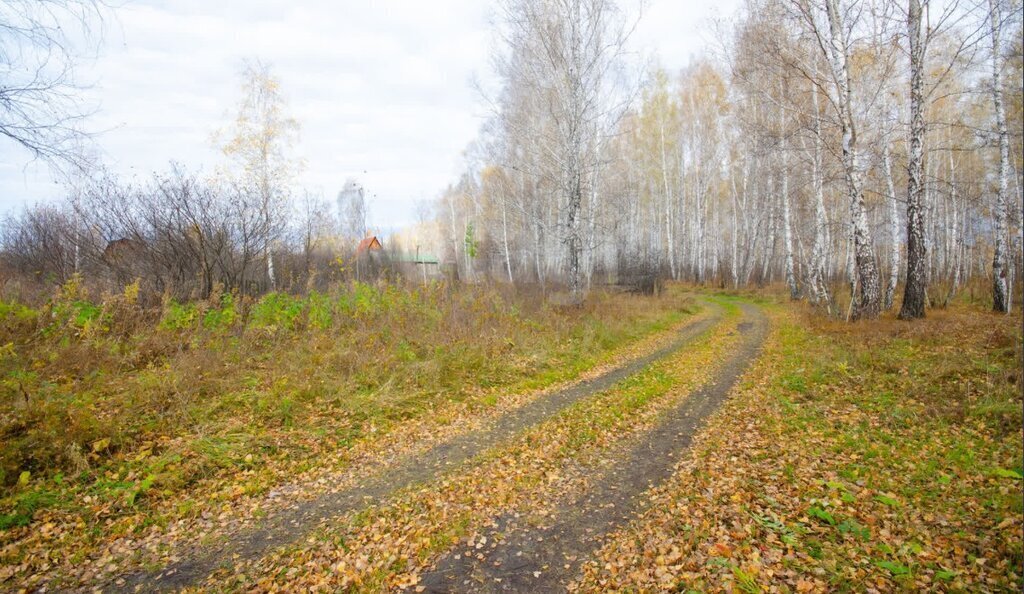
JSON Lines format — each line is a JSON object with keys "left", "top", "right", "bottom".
{"left": 107, "top": 298, "right": 735, "bottom": 592}
{"left": 417, "top": 303, "right": 766, "bottom": 592}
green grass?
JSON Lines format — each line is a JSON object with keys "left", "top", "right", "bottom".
{"left": 759, "top": 308, "right": 1022, "bottom": 589}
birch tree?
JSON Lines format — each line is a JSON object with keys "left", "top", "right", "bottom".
{"left": 637, "top": 69, "right": 681, "bottom": 279}
{"left": 216, "top": 60, "right": 301, "bottom": 291}
{"left": 337, "top": 178, "right": 368, "bottom": 242}
{"left": 805, "top": 76, "right": 834, "bottom": 310}
{"left": 431, "top": 0, "right": 1016, "bottom": 318}
{"left": 778, "top": 82, "right": 799, "bottom": 300}
{"left": 813, "top": 0, "right": 883, "bottom": 319}
{"left": 988, "top": 0, "right": 1010, "bottom": 312}
{"left": 899, "top": 0, "right": 929, "bottom": 318}
{"left": 881, "top": 118, "right": 901, "bottom": 310}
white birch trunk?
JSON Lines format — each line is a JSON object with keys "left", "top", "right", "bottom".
{"left": 825, "top": 0, "right": 882, "bottom": 319}
{"left": 807, "top": 80, "right": 831, "bottom": 311}
{"left": 658, "top": 121, "right": 676, "bottom": 279}
{"left": 780, "top": 127, "right": 797, "bottom": 299}
{"left": 882, "top": 134, "right": 900, "bottom": 310}
{"left": 989, "top": 0, "right": 1010, "bottom": 312}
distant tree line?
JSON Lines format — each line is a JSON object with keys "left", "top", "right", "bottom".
{"left": 0, "top": 167, "right": 348, "bottom": 302}
{"left": 0, "top": 59, "right": 376, "bottom": 303}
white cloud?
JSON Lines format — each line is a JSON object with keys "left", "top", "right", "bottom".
{"left": 0, "top": 0, "right": 736, "bottom": 227}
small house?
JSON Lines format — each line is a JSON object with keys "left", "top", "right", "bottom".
{"left": 394, "top": 249, "right": 442, "bottom": 282}
{"left": 356, "top": 235, "right": 382, "bottom": 255}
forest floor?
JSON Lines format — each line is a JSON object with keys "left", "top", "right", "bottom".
{"left": 1, "top": 287, "right": 1021, "bottom": 593}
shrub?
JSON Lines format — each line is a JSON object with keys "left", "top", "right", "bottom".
{"left": 0, "top": 301, "right": 38, "bottom": 325}
{"left": 0, "top": 280, "right": 695, "bottom": 537}
{"left": 338, "top": 282, "right": 381, "bottom": 317}
{"left": 306, "top": 291, "right": 333, "bottom": 330}
{"left": 202, "top": 293, "right": 238, "bottom": 331}
{"left": 0, "top": 300, "right": 39, "bottom": 341}
{"left": 161, "top": 300, "right": 198, "bottom": 331}
{"left": 249, "top": 292, "right": 303, "bottom": 331}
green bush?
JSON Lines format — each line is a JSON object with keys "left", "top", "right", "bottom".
{"left": 161, "top": 300, "right": 198, "bottom": 331}
{"left": 43, "top": 299, "right": 107, "bottom": 338}
{"left": 249, "top": 292, "right": 303, "bottom": 330}
{"left": 0, "top": 301, "right": 38, "bottom": 325}
{"left": 338, "top": 282, "right": 381, "bottom": 317}
{"left": 39, "top": 276, "right": 106, "bottom": 336}
{"left": 0, "top": 300, "right": 39, "bottom": 341}
{"left": 306, "top": 291, "right": 333, "bottom": 329}
{"left": 202, "top": 293, "right": 238, "bottom": 331}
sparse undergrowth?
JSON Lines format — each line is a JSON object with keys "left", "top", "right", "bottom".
{"left": 574, "top": 301, "right": 1023, "bottom": 593}
{"left": 0, "top": 279, "right": 694, "bottom": 579}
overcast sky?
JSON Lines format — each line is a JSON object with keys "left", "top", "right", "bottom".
{"left": 0, "top": 0, "right": 739, "bottom": 228}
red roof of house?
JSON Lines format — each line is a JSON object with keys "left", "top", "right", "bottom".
{"left": 356, "top": 236, "right": 382, "bottom": 254}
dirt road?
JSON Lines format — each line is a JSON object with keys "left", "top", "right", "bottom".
{"left": 418, "top": 302, "right": 766, "bottom": 592}
{"left": 109, "top": 300, "right": 738, "bottom": 593}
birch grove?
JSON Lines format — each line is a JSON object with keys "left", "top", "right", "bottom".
{"left": 436, "top": 0, "right": 1022, "bottom": 318}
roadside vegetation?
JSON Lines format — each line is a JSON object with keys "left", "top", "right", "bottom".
{"left": 575, "top": 298, "right": 1023, "bottom": 592}
{"left": 0, "top": 279, "right": 694, "bottom": 584}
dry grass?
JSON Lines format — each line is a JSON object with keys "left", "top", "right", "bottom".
{"left": 0, "top": 279, "right": 694, "bottom": 535}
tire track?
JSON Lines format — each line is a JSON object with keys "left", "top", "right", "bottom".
{"left": 108, "top": 301, "right": 725, "bottom": 592}
{"left": 417, "top": 302, "right": 767, "bottom": 593}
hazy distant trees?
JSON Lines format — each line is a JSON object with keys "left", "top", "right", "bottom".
{"left": 0, "top": 0, "right": 1020, "bottom": 318}
{"left": 0, "top": 203, "right": 79, "bottom": 286}
{"left": 337, "top": 178, "right": 368, "bottom": 241}
{"left": 0, "top": 61, "right": 329, "bottom": 300}
{"left": 66, "top": 168, "right": 266, "bottom": 297}
{"left": 297, "top": 190, "right": 336, "bottom": 274}
{"left": 1, "top": 165, "right": 346, "bottom": 300}
{"left": 485, "top": 0, "right": 635, "bottom": 300}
